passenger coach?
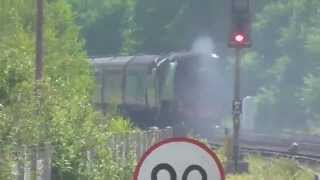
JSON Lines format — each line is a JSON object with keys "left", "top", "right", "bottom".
{"left": 91, "top": 52, "right": 229, "bottom": 135}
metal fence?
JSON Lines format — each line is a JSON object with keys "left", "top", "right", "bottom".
{"left": 0, "top": 145, "right": 52, "bottom": 180}
{"left": 1, "top": 127, "right": 173, "bottom": 180}
{"left": 108, "top": 127, "right": 173, "bottom": 162}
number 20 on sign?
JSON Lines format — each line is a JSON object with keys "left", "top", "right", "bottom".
{"left": 133, "top": 138, "right": 225, "bottom": 180}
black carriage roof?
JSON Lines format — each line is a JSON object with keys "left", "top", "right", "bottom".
{"left": 90, "top": 55, "right": 160, "bottom": 66}
{"left": 90, "top": 52, "right": 219, "bottom": 68}
{"left": 167, "top": 51, "right": 219, "bottom": 61}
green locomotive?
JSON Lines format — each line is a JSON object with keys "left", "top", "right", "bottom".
{"left": 91, "top": 52, "right": 230, "bottom": 136}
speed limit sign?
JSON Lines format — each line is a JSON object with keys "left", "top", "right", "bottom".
{"left": 133, "top": 138, "right": 225, "bottom": 180}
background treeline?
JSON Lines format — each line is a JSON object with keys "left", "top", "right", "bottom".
{"left": 66, "top": 0, "right": 320, "bottom": 134}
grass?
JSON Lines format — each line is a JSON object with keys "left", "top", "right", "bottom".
{"left": 106, "top": 116, "right": 137, "bottom": 134}
{"left": 227, "top": 155, "right": 315, "bottom": 180}
{"left": 189, "top": 135, "right": 315, "bottom": 180}
{"left": 192, "top": 137, "right": 314, "bottom": 179}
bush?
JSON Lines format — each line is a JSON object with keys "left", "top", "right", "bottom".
{"left": 228, "top": 155, "right": 314, "bottom": 180}
{"left": 0, "top": 0, "right": 137, "bottom": 179}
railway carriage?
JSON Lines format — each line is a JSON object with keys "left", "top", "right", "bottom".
{"left": 91, "top": 52, "right": 229, "bottom": 135}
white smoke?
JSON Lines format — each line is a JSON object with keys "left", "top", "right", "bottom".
{"left": 187, "top": 35, "right": 231, "bottom": 139}
{"left": 191, "top": 35, "right": 215, "bottom": 54}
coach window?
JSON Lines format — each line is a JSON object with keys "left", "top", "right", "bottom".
{"left": 147, "top": 68, "right": 157, "bottom": 107}
{"left": 125, "top": 75, "right": 137, "bottom": 104}
{"left": 161, "top": 62, "right": 176, "bottom": 101}
{"left": 126, "top": 71, "right": 146, "bottom": 105}
{"left": 104, "top": 71, "right": 122, "bottom": 104}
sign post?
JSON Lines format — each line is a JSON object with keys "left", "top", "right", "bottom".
{"left": 134, "top": 138, "right": 225, "bottom": 180}
{"left": 232, "top": 48, "right": 242, "bottom": 172}
{"left": 224, "top": 47, "right": 249, "bottom": 174}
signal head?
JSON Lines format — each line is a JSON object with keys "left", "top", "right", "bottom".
{"left": 228, "top": 0, "right": 252, "bottom": 48}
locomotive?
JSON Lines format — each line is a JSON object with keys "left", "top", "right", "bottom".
{"left": 91, "top": 52, "right": 230, "bottom": 136}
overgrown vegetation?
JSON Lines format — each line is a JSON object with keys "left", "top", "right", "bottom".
{"left": 243, "top": 0, "right": 320, "bottom": 133}
{"left": 0, "top": 0, "right": 136, "bottom": 179}
{"left": 194, "top": 139, "right": 315, "bottom": 180}
{"left": 228, "top": 155, "right": 315, "bottom": 180}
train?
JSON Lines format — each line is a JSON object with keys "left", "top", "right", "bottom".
{"left": 90, "top": 52, "right": 230, "bottom": 136}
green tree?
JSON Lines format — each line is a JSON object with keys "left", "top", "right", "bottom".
{"left": 130, "top": 0, "right": 226, "bottom": 53}
{"left": 0, "top": 0, "right": 136, "bottom": 179}
{"left": 241, "top": 0, "right": 320, "bottom": 133}
{"left": 66, "top": 0, "right": 136, "bottom": 56}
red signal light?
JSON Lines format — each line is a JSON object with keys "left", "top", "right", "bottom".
{"left": 228, "top": 0, "right": 252, "bottom": 48}
{"left": 229, "top": 32, "right": 250, "bottom": 48}
{"left": 234, "top": 34, "right": 245, "bottom": 43}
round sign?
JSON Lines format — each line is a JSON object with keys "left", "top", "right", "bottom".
{"left": 133, "top": 138, "right": 225, "bottom": 180}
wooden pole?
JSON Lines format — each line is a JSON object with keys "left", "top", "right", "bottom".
{"left": 33, "top": 0, "right": 44, "bottom": 177}
{"left": 36, "top": 0, "right": 44, "bottom": 83}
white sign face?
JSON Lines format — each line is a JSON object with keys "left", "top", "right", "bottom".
{"left": 133, "top": 138, "right": 225, "bottom": 180}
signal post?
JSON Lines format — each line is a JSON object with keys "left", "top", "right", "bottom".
{"left": 226, "top": 0, "right": 252, "bottom": 173}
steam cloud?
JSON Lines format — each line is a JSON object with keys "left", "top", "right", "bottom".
{"left": 191, "top": 35, "right": 215, "bottom": 54}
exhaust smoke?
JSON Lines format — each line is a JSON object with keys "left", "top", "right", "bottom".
{"left": 183, "top": 36, "right": 231, "bottom": 138}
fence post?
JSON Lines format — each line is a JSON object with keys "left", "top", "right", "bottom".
{"left": 166, "top": 126, "right": 173, "bottom": 138}
{"left": 38, "top": 144, "right": 52, "bottom": 180}
{"left": 139, "top": 131, "right": 143, "bottom": 159}
{"left": 134, "top": 131, "right": 139, "bottom": 159}
{"left": 30, "top": 146, "right": 37, "bottom": 180}
{"left": 0, "top": 151, "right": 2, "bottom": 178}
{"left": 16, "top": 146, "right": 25, "bottom": 180}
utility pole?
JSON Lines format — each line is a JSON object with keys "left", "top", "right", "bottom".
{"left": 36, "top": 0, "right": 44, "bottom": 83}
{"left": 32, "top": 0, "right": 44, "bottom": 178}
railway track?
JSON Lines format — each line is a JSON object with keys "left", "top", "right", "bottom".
{"left": 208, "top": 130, "right": 320, "bottom": 178}
{"left": 210, "top": 142, "right": 320, "bottom": 163}
{"left": 210, "top": 129, "right": 320, "bottom": 155}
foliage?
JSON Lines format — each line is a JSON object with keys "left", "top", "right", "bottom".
{"left": 66, "top": 0, "right": 136, "bottom": 56}
{"left": 66, "top": 0, "right": 230, "bottom": 55}
{"left": 228, "top": 155, "right": 314, "bottom": 180}
{"left": 0, "top": 0, "right": 136, "bottom": 179}
{"left": 126, "top": 0, "right": 226, "bottom": 54}
{"left": 240, "top": 0, "right": 320, "bottom": 133}
{"left": 301, "top": 74, "right": 320, "bottom": 123}
{"left": 0, "top": 147, "right": 15, "bottom": 180}
{"left": 107, "top": 116, "right": 136, "bottom": 134}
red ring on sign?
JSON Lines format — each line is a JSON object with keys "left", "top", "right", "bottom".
{"left": 133, "top": 137, "right": 225, "bottom": 180}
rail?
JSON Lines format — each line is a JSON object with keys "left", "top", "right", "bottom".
{"left": 210, "top": 131, "right": 320, "bottom": 179}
